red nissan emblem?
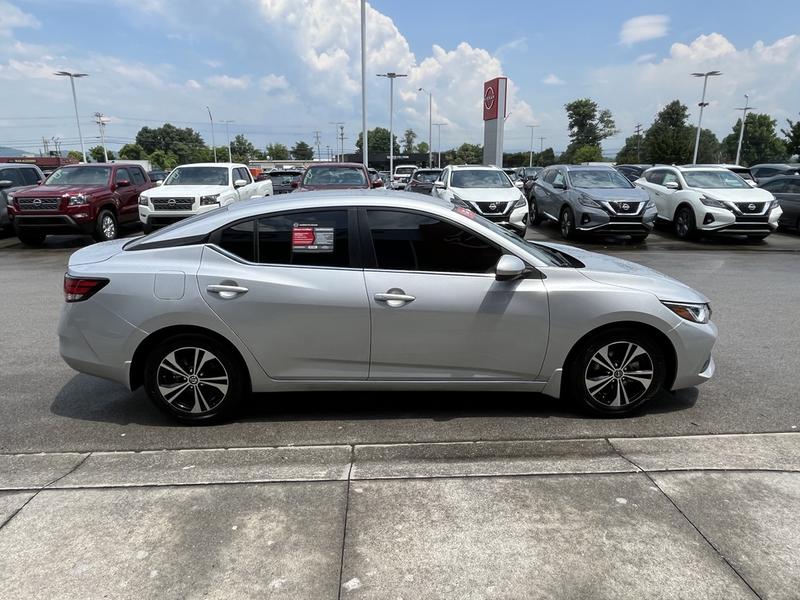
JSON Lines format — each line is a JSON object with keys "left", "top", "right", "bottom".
{"left": 484, "top": 86, "right": 495, "bottom": 110}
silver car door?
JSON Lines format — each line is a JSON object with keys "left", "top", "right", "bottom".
{"left": 197, "top": 209, "right": 370, "bottom": 379}
{"left": 362, "top": 208, "right": 549, "bottom": 380}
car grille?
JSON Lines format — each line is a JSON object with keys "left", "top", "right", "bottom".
{"left": 734, "top": 215, "right": 770, "bottom": 223}
{"left": 17, "top": 197, "right": 61, "bottom": 211}
{"left": 608, "top": 201, "right": 641, "bottom": 214}
{"left": 473, "top": 201, "right": 510, "bottom": 215}
{"left": 152, "top": 197, "right": 194, "bottom": 211}
{"left": 734, "top": 202, "right": 766, "bottom": 214}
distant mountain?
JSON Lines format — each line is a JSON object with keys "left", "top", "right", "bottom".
{"left": 0, "top": 146, "right": 33, "bottom": 157}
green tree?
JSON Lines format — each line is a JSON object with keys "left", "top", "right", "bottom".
{"left": 502, "top": 151, "right": 528, "bottom": 168}
{"left": 67, "top": 150, "right": 83, "bottom": 161}
{"left": 89, "top": 145, "right": 107, "bottom": 162}
{"left": 642, "top": 100, "right": 694, "bottom": 164}
{"left": 781, "top": 119, "right": 800, "bottom": 159}
{"left": 230, "top": 134, "right": 258, "bottom": 163}
{"left": 416, "top": 141, "right": 429, "bottom": 155}
{"left": 615, "top": 133, "right": 647, "bottom": 164}
{"left": 355, "top": 127, "right": 400, "bottom": 155}
{"left": 722, "top": 113, "right": 788, "bottom": 166}
{"left": 135, "top": 123, "right": 208, "bottom": 164}
{"left": 563, "top": 98, "right": 617, "bottom": 161}
{"left": 572, "top": 145, "right": 603, "bottom": 163}
{"left": 402, "top": 129, "right": 417, "bottom": 154}
{"left": 148, "top": 149, "right": 178, "bottom": 170}
{"left": 291, "top": 141, "right": 314, "bottom": 160}
{"left": 537, "top": 148, "right": 557, "bottom": 166}
{"left": 454, "top": 143, "right": 483, "bottom": 164}
{"left": 266, "top": 143, "right": 290, "bottom": 160}
{"left": 119, "top": 143, "right": 146, "bottom": 160}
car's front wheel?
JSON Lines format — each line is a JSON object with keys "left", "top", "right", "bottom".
{"left": 560, "top": 206, "right": 576, "bottom": 239}
{"left": 529, "top": 197, "right": 542, "bottom": 226}
{"left": 674, "top": 206, "right": 696, "bottom": 240}
{"left": 143, "top": 334, "right": 246, "bottom": 424}
{"left": 93, "top": 209, "right": 118, "bottom": 242}
{"left": 567, "top": 329, "right": 666, "bottom": 416}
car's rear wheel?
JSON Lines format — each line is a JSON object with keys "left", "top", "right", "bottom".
{"left": 674, "top": 206, "right": 696, "bottom": 240}
{"left": 567, "top": 328, "right": 666, "bottom": 416}
{"left": 16, "top": 229, "right": 46, "bottom": 246}
{"left": 143, "top": 334, "right": 246, "bottom": 424}
{"left": 529, "top": 197, "right": 543, "bottom": 226}
{"left": 93, "top": 209, "right": 118, "bottom": 242}
{"left": 560, "top": 206, "right": 576, "bottom": 239}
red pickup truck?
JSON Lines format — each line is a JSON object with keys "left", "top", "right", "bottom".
{"left": 8, "top": 163, "right": 153, "bottom": 245}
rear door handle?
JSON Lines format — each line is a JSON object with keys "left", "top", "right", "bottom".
{"left": 374, "top": 289, "right": 415, "bottom": 307}
{"left": 207, "top": 284, "right": 248, "bottom": 299}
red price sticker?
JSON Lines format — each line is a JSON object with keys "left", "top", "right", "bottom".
{"left": 292, "top": 227, "right": 316, "bottom": 247}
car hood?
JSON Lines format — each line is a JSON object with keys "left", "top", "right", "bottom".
{"left": 68, "top": 238, "right": 131, "bottom": 266}
{"left": 452, "top": 186, "right": 523, "bottom": 202}
{"left": 13, "top": 184, "right": 108, "bottom": 197}
{"left": 146, "top": 184, "right": 230, "bottom": 197}
{"left": 692, "top": 187, "right": 774, "bottom": 203}
{"left": 537, "top": 241, "right": 709, "bottom": 304}
{"left": 576, "top": 187, "right": 649, "bottom": 202}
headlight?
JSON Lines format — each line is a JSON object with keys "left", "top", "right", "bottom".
{"left": 645, "top": 199, "right": 656, "bottom": 209}
{"left": 68, "top": 194, "right": 90, "bottom": 206}
{"left": 514, "top": 196, "right": 527, "bottom": 208}
{"left": 662, "top": 301, "right": 711, "bottom": 324}
{"left": 138, "top": 195, "right": 148, "bottom": 206}
{"left": 699, "top": 196, "right": 725, "bottom": 208}
{"left": 770, "top": 199, "right": 781, "bottom": 210}
{"left": 200, "top": 194, "right": 220, "bottom": 205}
{"left": 578, "top": 196, "right": 601, "bottom": 208}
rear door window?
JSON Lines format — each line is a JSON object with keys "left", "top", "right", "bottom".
{"left": 645, "top": 170, "right": 666, "bottom": 185}
{"left": 0, "top": 169, "right": 24, "bottom": 186}
{"left": 258, "top": 210, "right": 350, "bottom": 268}
{"left": 22, "top": 168, "right": 41, "bottom": 185}
{"left": 130, "top": 168, "right": 146, "bottom": 185}
{"left": 115, "top": 168, "right": 132, "bottom": 184}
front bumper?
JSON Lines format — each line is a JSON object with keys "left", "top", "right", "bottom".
{"left": 666, "top": 319, "right": 718, "bottom": 390}
{"left": 576, "top": 205, "right": 658, "bottom": 235}
{"left": 474, "top": 204, "right": 529, "bottom": 234}
{"left": 13, "top": 214, "right": 95, "bottom": 234}
{"left": 698, "top": 205, "right": 782, "bottom": 235}
{"left": 139, "top": 202, "right": 217, "bottom": 228}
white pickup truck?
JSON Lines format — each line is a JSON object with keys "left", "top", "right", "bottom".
{"left": 138, "top": 162, "right": 273, "bottom": 232}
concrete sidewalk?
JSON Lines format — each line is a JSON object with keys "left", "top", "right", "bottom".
{"left": 0, "top": 433, "right": 798, "bottom": 599}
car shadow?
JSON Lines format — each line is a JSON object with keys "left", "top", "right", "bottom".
{"left": 51, "top": 373, "right": 698, "bottom": 427}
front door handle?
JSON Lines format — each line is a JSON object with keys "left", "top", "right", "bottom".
{"left": 207, "top": 284, "right": 249, "bottom": 299}
{"left": 374, "top": 289, "right": 415, "bottom": 307}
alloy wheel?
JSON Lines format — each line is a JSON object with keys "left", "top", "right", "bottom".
{"left": 156, "top": 347, "right": 229, "bottom": 414}
{"left": 584, "top": 341, "right": 654, "bottom": 407}
{"left": 675, "top": 211, "right": 689, "bottom": 238}
{"left": 102, "top": 214, "right": 116, "bottom": 239}
{"left": 560, "top": 210, "right": 573, "bottom": 237}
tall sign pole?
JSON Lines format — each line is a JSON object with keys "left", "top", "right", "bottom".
{"left": 482, "top": 77, "right": 507, "bottom": 167}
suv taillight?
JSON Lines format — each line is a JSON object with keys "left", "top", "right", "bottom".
{"left": 64, "top": 275, "right": 109, "bottom": 302}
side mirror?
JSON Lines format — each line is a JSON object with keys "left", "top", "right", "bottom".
{"left": 116, "top": 179, "right": 131, "bottom": 188}
{"left": 664, "top": 181, "right": 680, "bottom": 191}
{"left": 552, "top": 181, "right": 566, "bottom": 190}
{"left": 155, "top": 180, "right": 164, "bottom": 186}
{"left": 433, "top": 181, "right": 445, "bottom": 189}
{"left": 0, "top": 180, "right": 13, "bottom": 189}
{"left": 515, "top": 181, "right": 524, "bottom": 189}
{"left": 495, "top": 255, "right": 527, "bottom": 281}
{"left": 290, "top": 178, "right": 300, "bottom": 189}
{"left": 372, "top": 179, "right": 384, "bottom": 188}
{"left": 234, "top": 179, "right": 248, "bottom": 188}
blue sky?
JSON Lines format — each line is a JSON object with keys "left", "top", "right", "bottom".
{"left": 2, "top": 0, "right": 799, "bottom": 157}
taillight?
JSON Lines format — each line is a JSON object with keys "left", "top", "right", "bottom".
{"left": 64, "top": 275, "right": 109, "bottom": 302}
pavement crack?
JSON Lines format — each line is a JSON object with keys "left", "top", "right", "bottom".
{"left": 336, "top": 445, "right": 355, "bottom": 600}
{"left": 606, "top": 439, "right": 764, "bottom": 600}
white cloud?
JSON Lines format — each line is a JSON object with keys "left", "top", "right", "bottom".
{"left": 670, "top": 33, "right": 736, "bottom": 61}
{"left": 635, "top": 53, "right": 656, "bottom": 64}
{"left": 259, "top": 73, "right": 289, "bottom": 92}
{"left": 204, "top": 59, "right": 222, "bottom": 68}
{"left": 0, "top": 1, "right": 39, "bottom": 36}
{"left": 542, "top": 73, "right": 565, "bottom": 85}
{"left": 185, "top": 79, "right": 201, "bottom": 90}
{"left": 205, "top": 74, "right": 250, "bottom": 90}
{"left": 619, "top": 15, "right": 669, "bottom": 46}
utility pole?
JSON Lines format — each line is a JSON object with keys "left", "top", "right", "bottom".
{"left": 313, "top": 131, "right": 322, "bottom": 161}
{"left": 538, "top": 137, "right": 546, "bottom": 153}
{"left": 206, "top": 106, "right": 217, "bottom": 163}
{"left": 222, "top": 120, "right": 234, "bottom": 162}
{"left": 734, "top": 94, "right": 756, "bottom": 166}
{"left": 42, "top": 137, "right": 49, "bottom": 155}
{"left": 339, "top": 125, "right": 346, "bottom": 162}
{"left": 360, "top": 0, "right": 368, "bottom": 169}
{"left": 433, "top": 122, "right": 446, "bottom": 169}
{"left": 377, "top": 72, "right": 407, "bottom": 179}
{"left": 94, "top": 112, "right": 109, "bottom": 162}
{"left": 419, "top": 88, "right": 433, "bottom": 167}
{"left": 329, "top": 122, "right": 344, "bottom": 161}
{"left": 634, "top": 123, "right": 643, "bottom": 162}
{"left": 691, "top": 71, "right": 722, "bottom": 164}
{"left": 526, "top": 125, "right": 539, "bottom": 167}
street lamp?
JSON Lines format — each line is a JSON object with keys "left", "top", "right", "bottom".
{"left": 690, "top": 71, "right": 722, "bottom": 164}
{"left": 526, "top": 125, "right": 539, "bottom": 167}
{"left": 376, "top": 72, "right": 406, "bottom": 180}
{"left": 433, "top": 122, "right": 446, "bottom": 168}
{"left": 54, "top": 71, "right": 88, "bottom": 163}
{"left": 222, "top": 120, "right": 234, "bottom": 162}
{"left": 734, "top": 94, "right": 756, "bottom": 166}
{"left": 206, "top": 106, "right": 217, "bottom": 163}
{"left": 329, "top": 122, "right": 344, "bottom": 161}
{"left": 360, "top": 0, "right": 368, "bottom": 169}
{"left": 419, "top": 87, "right": 433, "bottom": 167}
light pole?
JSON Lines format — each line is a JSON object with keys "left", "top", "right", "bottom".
{"left": 691, "top": 71, "right": 722, "bottom": 164}
{"left": 206, "top": 106, "right": 217, "bottom": 163}
{"left": 734, "top": 94, "right": 756, "bottom": 166}
{"left": 526, "top": 125, "right": 539, "bottom": 167}
{"left": 360, "top": 0, "right": 368, "bottom": 169}
{"left": 433, "top": 122, "right": 446, "bottom": 168}
{"left": 222, "top": 120, "right": 234, "bottom": 162}
{"left": 538, "top": 136, "right": 546, "bottom": 153}
{"left": 419, "top": 87, "right": 433, "bottom": 167}
{"left": 377, "top": 72, "right": 407, "bottom": 179}
{"left": 329, "top": 122, "right": 344, "bottom": 161}
{"left": 54, "top": 71, "right": 88, "bottom": 163}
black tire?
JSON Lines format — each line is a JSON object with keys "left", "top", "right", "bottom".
{"left": 747, "top": 234, "right": 769, "bottom": 242}
{"left": 142, "top": 223, "right": 154, "bottom": 235}
{"left": 93, "top": 209, "right": 118, "bottom": 242}
{"left": 674, "top": 206, "right": 696, "bottom": 240}
{"left": 143, "top": 334, "right": 247, "bottom": 424}
{"left": 566, "top": 328, "right": 667, "bottom": 416}
{"left": 559, "top": 206, "right": 576, "bottom": 240}
{"left": 16, "top": 229, "right": 46, "bottom": 246}
{"left": 630, "top": 234, "right": 648, "bottom": 244}
{"left": 529, "top": 197, "right": 543, "bottom": 226}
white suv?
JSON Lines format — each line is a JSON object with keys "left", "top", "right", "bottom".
{"left": 138, "top": 163, "right": 273, "bottom": 232}
{"left": 392, "top": 164, "right": 417, "bottom": 189}
{"left": 636, "top": 166, "right": 781, "bottom": 240}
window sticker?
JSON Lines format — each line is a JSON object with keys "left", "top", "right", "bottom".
{"left": 292, "top": 222, "right": 334, "bottom": 253}
{"left": 454, "top": 206, "right": 476, "bottom": 219}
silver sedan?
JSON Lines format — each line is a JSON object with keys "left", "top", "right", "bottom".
{"left": 58, "top": 190, "right": 717, "bottom": 423}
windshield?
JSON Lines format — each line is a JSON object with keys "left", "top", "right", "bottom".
{"left": 413, "top": 170, "right": 441, "bottom": 183}
{"left": 164, "top": 166, "right": 229, "bottom": 186}
{"left": 570, "top": 169, "right": 633, "bottom": 189}
{"left": 270, "top": 172, "right": 301, "bottom": 184}
{"left": 395, "top": 166, "right": 416, "bottom": 175}
{"left": 302, "top": 166, "right": 366, "bottom": 186}
{"left": 683, "top": 170, "right": 750, "bottom": 189}
{"left": 44, "top": 166, "right": 110, "bottom": 186}
{"left": 730, "top": 169, "right": 754, "bottom": 181}
{"left": 451, "top": 169, "right": 512, "bottom": 189}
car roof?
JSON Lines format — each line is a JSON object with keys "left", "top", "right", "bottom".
{"left": 449, "top": 164, "right": 502, "bottom": 170}
{"left": 561, "top": 164, "right": 617, "bottom": 171}
{"left": 307, "top": 162, "right": 364, "bottom": 168}
{"left": 175, "top": 162, "right": 246, "bottom": 168}
{"left": 0, "top": 163, "right": 41, "bottom": 169}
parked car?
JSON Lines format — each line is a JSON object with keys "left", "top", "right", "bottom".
{"left": 295, "top": 163, "right": 373, "bottom": 191}
{"left": 759, "top": 175, "right": 800, "bottom": 232}
{"left": 8, "top": 163, "right": 153, "bottom": 245}
{"left": 516, "top": 166, "right": 543, "bottom": 200}
{"left": 531, "top": 165, "right": 656, "bottom": 241}
{"left": 749, "top": 163, "right": 800, "bottom": 184}
{"left": 405, "top": 168, "right": 442, "bottom": 195}
{"left": 147, "top": 170, "right": 169, "bottom": 185}
{"left": 379, "top": 171, "right": 391, "bottom": 184}
{"left": 686, "top": 164, "right": 757, "bottom": 187}
{"left": 431, "top": 165, "right": 528, "bottom": 236}
{"left": 392, "top": 164, "right": 417, "bottom": 189}
{"left": 503, "top": 168, "right": 525, "bottom": 189}
{"left": 268, "top": 169, "right": 303, "bottom": 194}
{"left": 138, "top": 163, "right": 272, "bottom": 233}
{"left": 0, "top": 163, "right": 44, "bottom": 232}
{"left": 368, "top": 168, "right": 385, "bottom": 188}
{"left": 58, "top": 191, "right": 717, "bottom": 423}
{"left": 615, "top": 164, "right": 652, "bottom": 183}
{"left": 636, "top": 166, "right": 781, "bottom": 240}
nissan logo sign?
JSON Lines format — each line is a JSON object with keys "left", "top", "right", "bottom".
{"left": 621, "top": 203, "right": 630, "bottom": 211}
{"left": 748, "top": 203, "right": 756, "bottom": 211}
{"left": 484, "top": 86, "right": 495, "bottom": 110}
{"left": 168, "top": 198, "right": 176, "bottom": 207}
{"left": 489, "top": 202, "right": 497, "bottom": 211}
{"left": 33, "top": 198, "right": 42, "bottom": 206}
